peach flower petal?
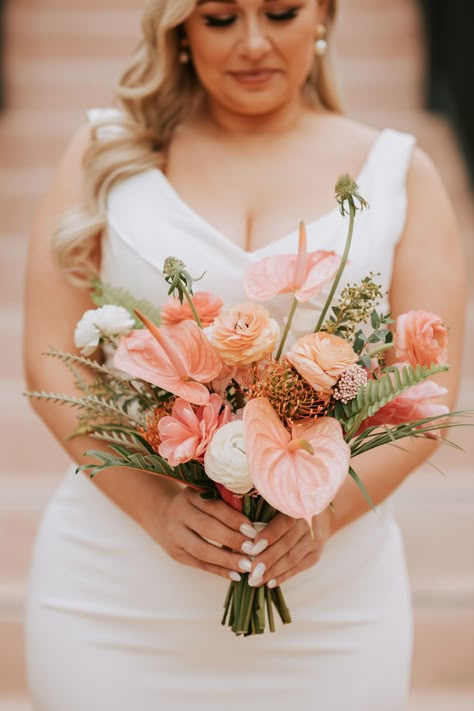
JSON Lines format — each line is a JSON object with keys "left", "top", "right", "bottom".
{"left": 243, "top": 398, "right": 350, "bottom": 525}
{"left": 394, "top": 310, "right": 448, "bottom": 368}
{"left": 114, "top": 318, "right": 222, "bottom": 406}
{"left": 161, "top": 291, "right": 224, "bottom": 327}
{"left": 244, "top": 224, "right": 341, "bottom": 303}
{"left": 285, "top": 332, "right": 358, "bottom": 394}
{"left": 158, "top": 394, "right": 230, "bottom": 466}
{"left": 211, "top": 302, "right": 280, "bottom": 366}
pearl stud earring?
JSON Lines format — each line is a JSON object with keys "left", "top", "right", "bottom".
{"left": 179, "top": 38, "right": 190, "bottom": 64}
{"left": 314, "top": 24, "right": 328, "bottom": 56}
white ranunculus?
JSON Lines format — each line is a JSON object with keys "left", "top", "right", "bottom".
{"left": 74, "top": 310, "right": 101, "bottom": 356}
{"left": 74, "top": 305, "right": 134, "bottom": 356}
{"left": 204, "top": 420, "right": 253, "bottom": 495}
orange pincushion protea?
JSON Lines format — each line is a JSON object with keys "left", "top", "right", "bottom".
{"left": 247, "top": 359, "right": 329, "bottom": 427}
{"left": 138, "top": 400, "right": 175, "bottom": 453}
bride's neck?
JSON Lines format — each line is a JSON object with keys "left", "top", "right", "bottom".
{"left": 199, "top": 94, "right": 314, "bottom": 139}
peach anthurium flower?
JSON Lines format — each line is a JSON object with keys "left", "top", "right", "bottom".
{"left": 394, "top": 310, "right": 448, "bottom": 368}
{"left": 161, "top": 291, "right": 224, "bottom": 327}
{"left": 114, "top": 312, "right": 222, "bottom": 406}
{"left": 243, "top": 398, "right": 350, "bottom": 525}
{"left": 285, "top": 332, "right": 358, "bottom": 395}
{"left": 158, "top": 394, "right": 231, "bottom": 467}
{"left": 244, "top": 222, "right": 342, "bottom": 303}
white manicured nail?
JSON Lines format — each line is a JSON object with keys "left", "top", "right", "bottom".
{"left": 251, "top": 538, "right": 268, "bottom": 556}
{"left": 229, "top": 570, "right": 241, "bottom": 582}
{"left": 238, "top": 558, "right": 253, "bottom": 573}
{"left": 252, "top": 562, "right": 266, "bottom": 579}
{"left": 248, "top": 574, "right": 263, "bottom": 587}
{"left": 267, "top": 579, "right": 277, "bottom": 589}
{"left": 241, "top": 540, "right": 254, "bottom": 555}
{"left": 240, "top": 523, "right": 257, "bottom": 539}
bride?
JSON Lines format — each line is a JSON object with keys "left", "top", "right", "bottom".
{"left": 24, "top": 1, "right": 465, "bottom": 709}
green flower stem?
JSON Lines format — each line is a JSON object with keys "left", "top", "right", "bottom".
{"left": 314, "top": 203, "right": 356, "bottom": 333}
{"left": 265, "top": 586, "right": 276, "bottom": 632}
{"left": 276, "top": 297, "right": 298, "bottom": 360}
{"left": 183, "top": 290, "right": 202, "bottom": 329}
{"left": 366, "top": 342, "right": 394, "bottom": 358}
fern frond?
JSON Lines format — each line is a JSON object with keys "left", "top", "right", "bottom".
{"left": 90, "top": 278, "right": 161, "bottom": 327}
{"left": 77, "top": 445, "right": 216, "bottom": 497}
{"left": 341, "top": 363, "right": 450, "bottom": 438}
{"left": 24, "top": 390, "right": 143, "bottom": 425}
{"left": 89, "top": 429, "right": 153, "bottom": 454}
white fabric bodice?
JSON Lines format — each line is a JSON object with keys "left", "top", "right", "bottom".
{"left": 89, "top": 109, "right": 415, "bottom": 346}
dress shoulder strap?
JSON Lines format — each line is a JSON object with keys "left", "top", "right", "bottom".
{"left": 364, "top": 128, "right": 417, "bottom": 246}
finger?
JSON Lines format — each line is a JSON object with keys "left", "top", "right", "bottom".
{"left": 250, "top": 522, "right": 306, "bottom": 578}
{"left": 266, "top": 549, "right": 322, "bottom": 588}
{"left": 176, "top": 547, "right": 246, "bottom": 582}
{"left": 263, "top": 532, "right": 321, "bottom": 584}
{"left": 189, "top": 507, "right": 253, "bottom": 553}
{"left": 252, "top": 512, "right": 296, "bottom": 550}
{"left": 187, "top": 489, "right": 256, "bottom": 536}
{"left": 182, "top": 527, "right": 254, "bottom": 574}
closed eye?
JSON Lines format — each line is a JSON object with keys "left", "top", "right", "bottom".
{"left": 204, "top": 8, "right": 300, "bottom": 28}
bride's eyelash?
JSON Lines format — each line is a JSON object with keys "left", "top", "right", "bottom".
{"left": 204, "top": 9, "right": 300, "bottom": 28}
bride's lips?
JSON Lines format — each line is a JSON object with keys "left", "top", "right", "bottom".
{"left": 228, "top": 69, "right": 279, "bottom": 85}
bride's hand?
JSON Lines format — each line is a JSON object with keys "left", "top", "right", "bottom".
{"left": 150, "top": 487, "right": 258, "bottom": 581}
{"left": 246, "top": 511, "right": 332, "bottom": 588}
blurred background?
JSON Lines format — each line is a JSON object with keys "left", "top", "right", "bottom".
{"left": 0, "top": 0, "right": 472, "bottom": 708}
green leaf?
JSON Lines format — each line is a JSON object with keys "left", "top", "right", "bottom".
{"left": 349, "top": 466, "right": 375, "bottom": 511}
{"left": 370, "top": 310, "right": 380, "bottom": 329}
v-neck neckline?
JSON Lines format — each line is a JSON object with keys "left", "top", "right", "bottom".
{"left": 152, "top": 129, "right": 386, "bottom": 257}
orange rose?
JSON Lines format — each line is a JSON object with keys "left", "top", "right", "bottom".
{"left": 160, "top": 291, "right": 223, "bottom": 328}
{"left": 285, "top": 332, "right": 358, "bottom": 394}
{"left": 394, "top": 310, "right": 448, "bottom": 368}
{"left": 211, "top": 302, "right": 280, "bottom": 366}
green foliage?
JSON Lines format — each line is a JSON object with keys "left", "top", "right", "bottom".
{"left": 350, "top": 410, "right": 473, "bottom": 458}
{"left": 321, "top": 274, "right": 386, "bottom": 340}
{"left": 335, "top": 362, "right": 450, "bottom": 437}
{"left": 77, "top": 445, "right": 217, "bottom": 498}
{"left": 90, "top": 278, "right": 161, "bottom": 327}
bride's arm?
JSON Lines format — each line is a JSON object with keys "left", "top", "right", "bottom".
{"left": 24, "top": 125, "right": 256, "bottom": 580}
{"left": 247, "top": 146, "right": 467, "bottom": 588}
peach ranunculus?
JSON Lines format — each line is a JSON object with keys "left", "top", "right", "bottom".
{"left": 285, "top": 332, "right": 358, "bottom": 394}
{"left": 394, "top": 310, "right": 448, "bottom": 368}
{"left": 114, "top": 315, "right": 222, "bottom": 406}
{"left": 158, "top": 394, "right": 231, "bottom": 467}
{"left": 160, "top": 291, "right": 224, "bottom": 328}
{"left": 244, "top": 222, "right": 341, "bottom": 303}
{"left": 211, "top": 302, "right": 280, "bottom": 366}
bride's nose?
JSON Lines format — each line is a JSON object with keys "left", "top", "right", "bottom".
{"left": 237, "top": 19, "right": 271, "bottom": 60}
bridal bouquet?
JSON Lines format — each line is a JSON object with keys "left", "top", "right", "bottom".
{"left": 27, "top": 176, "right": 466, "bottom": 636}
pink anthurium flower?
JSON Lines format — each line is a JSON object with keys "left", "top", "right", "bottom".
{"left": 114, "top": 312, "right": 222, "bottom": 406}
{"left": 243, "top": 398, "right": 350, "bottom": 525}
{"left": 244, "top": 222, "right": 342, "bottom": 303}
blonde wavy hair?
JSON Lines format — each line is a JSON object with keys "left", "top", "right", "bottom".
{"left": 53, "top": 0, "right": 342, "bottom": 285}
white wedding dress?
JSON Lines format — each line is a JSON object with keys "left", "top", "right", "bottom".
{"left": 25, "top": 110, "right": 416, "bottom": 710}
